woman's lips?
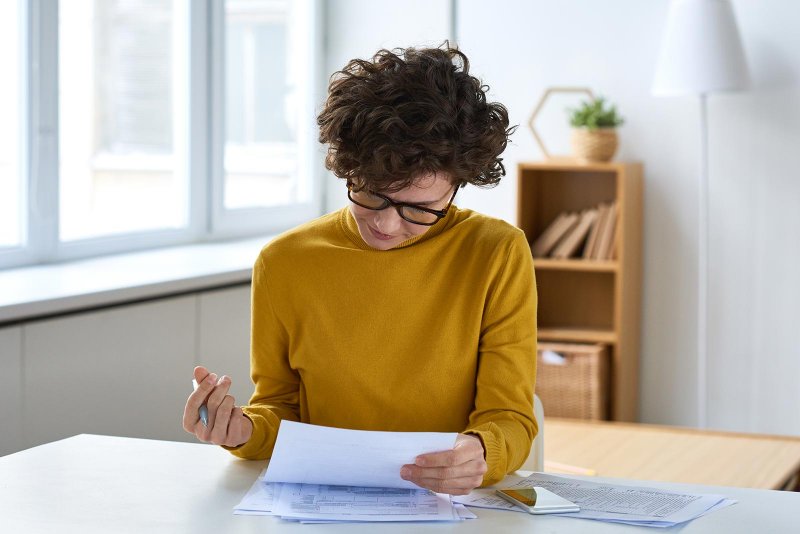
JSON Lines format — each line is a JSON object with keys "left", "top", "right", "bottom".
{"left": 368, "top": 225, "right": 396, "bottom": 241}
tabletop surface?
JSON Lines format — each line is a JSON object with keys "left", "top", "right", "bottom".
{"left": 544, "top": 418, "right": 800, "bottom": 490}
{"left": 2, "top": 434, "right": 799, "bottom": 533}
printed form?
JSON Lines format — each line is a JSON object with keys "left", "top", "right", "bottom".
{"left": 273, "top": 483, "right": 458, "bottom": 522}
{"left": 235, "top": 422, "right": 468, "bottom": 522}
{"left": 453, "top": 473, "right": 735, "bottom": 527}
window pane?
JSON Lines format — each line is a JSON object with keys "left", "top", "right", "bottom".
{"left": 59, "top": 0, "right": 188, "bottom": 241}
{"left": 224, "top": 0, "right": 308, "bottom": 209}
{"left": 0, "top": 0, "right": 22, "bottom": 248}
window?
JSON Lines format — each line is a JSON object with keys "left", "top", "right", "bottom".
{"left": 0, "top": 0, "right": 23, "bottom": 249}
{"left": 59, "top": 0, "right": 188, "bottom": 241}
{"left": 212, "top": 0, "right": 318, "bottom": 233}
{"left": 225, "top": 0, "right": 297, "bottom": 209}
{"left": 0, "top": 0, "right": 321, "bottom": 269}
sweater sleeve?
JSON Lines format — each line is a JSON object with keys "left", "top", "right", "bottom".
{"left": 463, "top": 231, "right": 538, "bottom": 485}
{"left": 224, "top": 252, "right": 301, "bottom": 459}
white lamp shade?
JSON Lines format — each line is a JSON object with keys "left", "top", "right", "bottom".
{"left": 652, "top": 0, "right": 749, "bottom": 96}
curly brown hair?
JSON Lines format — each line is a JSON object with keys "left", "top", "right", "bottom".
{"left": 317, "top": 44, "right": 514, "bottom": 192}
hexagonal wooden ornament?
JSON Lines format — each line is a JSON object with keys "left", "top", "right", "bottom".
{"left": 528, "top": 87, "right": 595, "bottom": 159}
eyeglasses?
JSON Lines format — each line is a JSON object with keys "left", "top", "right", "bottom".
{"left": 347, "top": 181, "right": 460, "bottom": 226}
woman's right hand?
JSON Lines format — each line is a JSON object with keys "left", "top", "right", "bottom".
{"left": 182, "top": 365, "right": 253, "bottom": 448}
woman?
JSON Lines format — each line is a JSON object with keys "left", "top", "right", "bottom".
{"left": 183, "top": 44, "right": 537, "bottom": 495}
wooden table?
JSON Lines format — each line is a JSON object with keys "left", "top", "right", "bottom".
{"left": 544, "top": 418, "right": 800, "bottom": 490}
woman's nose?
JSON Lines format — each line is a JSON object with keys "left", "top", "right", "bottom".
{"left": 374, "top": 208, "right": 403, "bottom": 233}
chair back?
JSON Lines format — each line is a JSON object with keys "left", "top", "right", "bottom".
{"left": 522, "top": 393, "right": 545, "bottom": 471}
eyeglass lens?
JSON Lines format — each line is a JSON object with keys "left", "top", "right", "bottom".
{"left": 348, "top": 189, "right": 440, "bottom": 225}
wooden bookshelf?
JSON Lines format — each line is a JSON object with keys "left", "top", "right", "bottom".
{"left": 531, "top": 258, "right": 620, "bottom": 273}
{"left": 538, "top": 327, "right": 618, "bottom": 344}
{"left": 518, "top": 161, "right": 643, "bottom": 421}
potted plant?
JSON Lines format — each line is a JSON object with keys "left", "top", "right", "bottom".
{"left": 568, "top": 97, "right": 624, "bottom": 162}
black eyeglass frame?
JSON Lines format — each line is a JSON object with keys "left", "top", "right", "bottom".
{"left": 346, "top": 181, "right": 462, "bottom": 226}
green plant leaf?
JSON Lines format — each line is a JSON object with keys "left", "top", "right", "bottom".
{"left": 567, "top": 96, "right": 624, "bottom": 130}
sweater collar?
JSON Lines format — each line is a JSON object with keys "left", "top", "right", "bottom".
{"left": 340, "top": 206, "right": 459, "bottom": 251}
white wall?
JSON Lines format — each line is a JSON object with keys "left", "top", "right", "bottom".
{"left": 322, "top": 0, "right": 452, "bottom": 210}
{"left": 324, "top": 0, "right": 800, "bottom": 435}
{"left": 704, "top": 0, "right": 800, "bottom": 435}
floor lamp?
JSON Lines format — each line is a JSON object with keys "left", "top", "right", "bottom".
{"left": 652, "top": 0, "right": 749, "bottom": 428}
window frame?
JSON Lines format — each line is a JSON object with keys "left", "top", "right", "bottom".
{"left": 0, "top": 0, "right": 324, "bottom": 270}
{"left": 0, "top": 0, "right": 26, "bottom": 253}
{"left": 209, "top": 0, "right": 323, "bottom": 238}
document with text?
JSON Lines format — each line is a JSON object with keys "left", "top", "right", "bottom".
{"left": 454, "top": 473, "right": 735, "bottom": 528}
{"left": 235, "top": 423, "right": 465, "bottom": 522}
{"left": 272, "top": 483, "right": 458, "bottom": 522}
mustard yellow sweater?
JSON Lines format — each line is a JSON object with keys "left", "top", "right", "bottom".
{"left": 228, "top": 206, "right": 537, "bottom": 486}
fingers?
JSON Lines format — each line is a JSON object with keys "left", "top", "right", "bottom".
{"left": 209, "top": 394, "right": 235, "bottom": 445}
{"left": 182, "top": 371, "right": 217, "bottom": 433}
{"left": 407, "top": 475, "right": 486, "bottom": 496}
{"left": 400, "top": 434, "right": 488, "bottom": 495}
{"left": 193, "top": 365, "right": 210, "bottom": 383}
{"left": 401, "top": 458, "right": 487, "bottom": 483}
{"left": 183, "top": 370, "right": 242, "bottom": 449}
{"left": 205, "top": 375, "right": 233, "bottom": 430}
{"left": 414, "top": 434, "right": 484, "bottom": 468}
{"left": 415, "top": 446, "right": 473, "bottom": 469}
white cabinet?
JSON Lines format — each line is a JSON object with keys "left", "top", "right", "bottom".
{"left": 198, "top": 285, "right": 253, "bottom": 407}
{"left": 0, "top": 326, "right": 22, "bottom": 456}
{"left": 6, "top": 282, "right": 254, "bottom": 455}
{"left": 22, "top": 296, "right": 197, "bottom": 449}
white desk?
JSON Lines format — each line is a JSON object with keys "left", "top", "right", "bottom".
{"left": 1, "top": 434, "right": 798, "bottom": 533}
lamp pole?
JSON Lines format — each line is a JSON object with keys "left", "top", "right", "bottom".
{"left": 697, "top": 92, "right": 709, "bottom": 429}
{"left": 652, "top": 0, "right": 748, "bottom": 429}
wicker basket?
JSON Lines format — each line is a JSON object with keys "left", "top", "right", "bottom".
{"left": 536, "top": 342, "right": 609, "bottom": 420}
{"left": 570, "top": 127, "right": 618, "bottom": 162}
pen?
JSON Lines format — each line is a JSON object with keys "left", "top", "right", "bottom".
{"left": 192, "top": 379, "right": 209, "bottom": 427}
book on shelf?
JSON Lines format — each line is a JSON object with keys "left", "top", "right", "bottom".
{"left": 530, "top": 201, "right": 617, "bottom": 261}
{"left": 551, "top": 208, "right": 599, "bottom": 259}
{"left": 531, "top": 212, "right": 579, "bottom": 258}
{"left": 583, "top": 203, "right": 608, "bottom": 259}
{"left": 594, "top": 201, "right": 618, "bottom": 260}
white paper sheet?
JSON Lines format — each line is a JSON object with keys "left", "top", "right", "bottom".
{"left": 233, "top": 469, "right": 275, "bottom": 514}
{"left": 292, "top": 505, "right": 477, "bottom": 524}
{"left": 454, "top": 492, "right": 527, "bottom": 512}
{"left": 264, "top": 421, "right": 457, "bottom": 489}
{"left": 272, "top": 482, "right": 459, "bottom": 522}
{"left": 454, "top": 503, "right": 478, "bottom": 519}
{"left": 456, "top": 473, "right": 736, "bottom": 528}
{"left": 292, "top": 505, "right": 476, "bottom": 524}
{"left": 235, "top": 481, "right": 466, "bottom": 522}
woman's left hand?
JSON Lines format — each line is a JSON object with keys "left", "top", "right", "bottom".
{"left": 400, "top": 433, "right": 487, "bottom": 495}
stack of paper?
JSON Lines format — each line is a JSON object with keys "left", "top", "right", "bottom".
{"left": 454, "top": 473, "right": 736, "bottom": 528}
{"left": 233, "top": 421, "right": 474, "bottom": 523}
{"left": 235, "top": 470, "right": 476, "bottom": 522}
